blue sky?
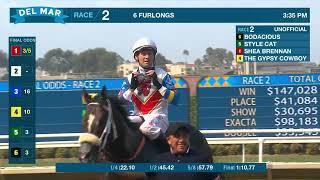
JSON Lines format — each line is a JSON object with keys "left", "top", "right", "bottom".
{"left": 1, "top": 0, "right": 319, "bottom": 63}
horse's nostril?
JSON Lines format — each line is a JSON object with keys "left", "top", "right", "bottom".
{"left": 79, "top": 153, "right": 89, "bottom": 161}
{"left": 80, "top": 155, "right": 86, "bottom": 160}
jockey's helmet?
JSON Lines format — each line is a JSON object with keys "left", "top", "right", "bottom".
{"left": 132, "top": 37, "right": 157, "bottom": 58}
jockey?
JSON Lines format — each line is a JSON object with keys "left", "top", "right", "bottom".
{"left": 118, "top": 37, "right": 179, "bottom": 141}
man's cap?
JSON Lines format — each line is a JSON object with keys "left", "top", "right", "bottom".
{"left": 165, "top": 123, "right": 191, "bottom": 137}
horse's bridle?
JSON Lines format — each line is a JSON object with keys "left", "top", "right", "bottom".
{"left": 79, "top": 98, "right": 145, "bottom": 162}
{"left": 98, "top": 99, "right": 118, "bottom": 152}
{"left": 78, "top": 99, "right": 117, "bottom": 161}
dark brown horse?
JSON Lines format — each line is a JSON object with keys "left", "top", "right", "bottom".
{"left": 79, "top": 86, "right": 212, "bottom": 179}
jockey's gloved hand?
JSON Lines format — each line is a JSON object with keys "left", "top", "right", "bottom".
{"left": 130, "top": 73, "right": 139, "bottom": 90}
{"left": 151, "top": 72, "right": 162, "bottom": 90}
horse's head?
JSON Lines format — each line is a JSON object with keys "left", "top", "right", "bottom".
{"left": 79, "top": 86, "right": 112, "bottom": 163}
{"left": 79, "top": 86, "right": 143, "bottom": 163}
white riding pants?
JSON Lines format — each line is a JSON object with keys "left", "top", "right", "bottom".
{"left": 128, "top": 114, "right": 169, "bottom": 140}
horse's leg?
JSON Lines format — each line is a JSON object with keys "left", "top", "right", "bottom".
{"left": 107, "top": 173, "right": 127, "bottom": 180}
{"left": 97, "top": 173, "right": 130, "bottom": 180}
{"left": 98, "top": 173, "right": 107, "bottom": 180}
{"left": 99, "top": 173, "right": 124, "bottom": 180}
{"left": 106, "top": 172, "right": 146, "bottom": 180}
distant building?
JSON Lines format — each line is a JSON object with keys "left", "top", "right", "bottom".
{"left": 0, "top": 67, "right": 7, "bottom": 80}
{"left": 117, "top": 62, "right": 139, "bottom": 77}
{"left": 166, "top": 63, "right": 196, "bottom": 76}
{"left": 256, "top": 62, "right": 318, "bottom": 74}
{"left": 198, "top": 63, "right": 216, "bottom": 71}
{"left": 310, "top": 67, "right": 320, "bottom": 73}
{"left": 306, "top": 63, "right": 320, "bottom": 73}
{"left": 36, "top": 68, "right": 49, "bottom": 77}
{"left": 0, "top": 67, "right": 7, "bottom": 76}
{"left": 194, "top": 62, "right": 235, "bottom": 75}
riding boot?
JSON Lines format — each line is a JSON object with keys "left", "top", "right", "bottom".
{"left": 152, "top": 132, "right": 169, "bottom": 152}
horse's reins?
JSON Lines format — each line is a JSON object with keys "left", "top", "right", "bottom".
{"left": 103, "top": 134, "right": 145, "bottom": 162}
{"left": 99, "top": 99, "right": 117, "bottom": 151}
{"left": 119, "top": 134, "right": 145, "bottom": 162}
{"left": 86, "top": 99, "right": 145, "bottom": 162}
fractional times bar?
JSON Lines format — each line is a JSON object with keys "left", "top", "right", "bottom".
{"left": 56, "top": 163, "right": 267, "bottom": 173}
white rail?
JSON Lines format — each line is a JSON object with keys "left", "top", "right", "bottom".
{"left": 201, "top": 129, "right": 320, "bottom": 162}
{"left": 200, "top": 128, "right": 320, "bottom": 134}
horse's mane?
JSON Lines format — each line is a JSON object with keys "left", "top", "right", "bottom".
{"left": 106, "top": 96, "right": 139, "bottom": 130}
{"left": 106, "top": 96, "right": 128, "bottom": 116}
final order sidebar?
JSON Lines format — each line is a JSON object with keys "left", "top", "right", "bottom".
{"left": 8, "top": 37, "right": 36, "bottom": 164}
{"left": 236, "top": 25, "right": 309, "bottom": 63}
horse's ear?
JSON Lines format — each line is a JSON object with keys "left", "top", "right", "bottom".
{"left": 82, "top": 88, "right": 91, "bottom": 104}
{"left": 101, "top": 86, "right": 107, "bottom": 99}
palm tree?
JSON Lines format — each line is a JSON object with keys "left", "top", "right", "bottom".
{"left": 182, "top": 49, "right": 190, "bottom": 74}
{"left": 182, "top": 49, "right": 190, "bottom": 64}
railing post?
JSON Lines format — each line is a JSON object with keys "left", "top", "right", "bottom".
{"left": 258, "top": 138, "right": 264, "bottom": 162}
{"left": 242, "top": 144, "right": 245, "bottom": 162}
{"left": 267, "top": 161, "right": 272, "bottom": 180}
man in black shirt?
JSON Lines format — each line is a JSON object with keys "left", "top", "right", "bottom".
{"left": 146, "top": 124, "right": 221, "bottom": 180}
